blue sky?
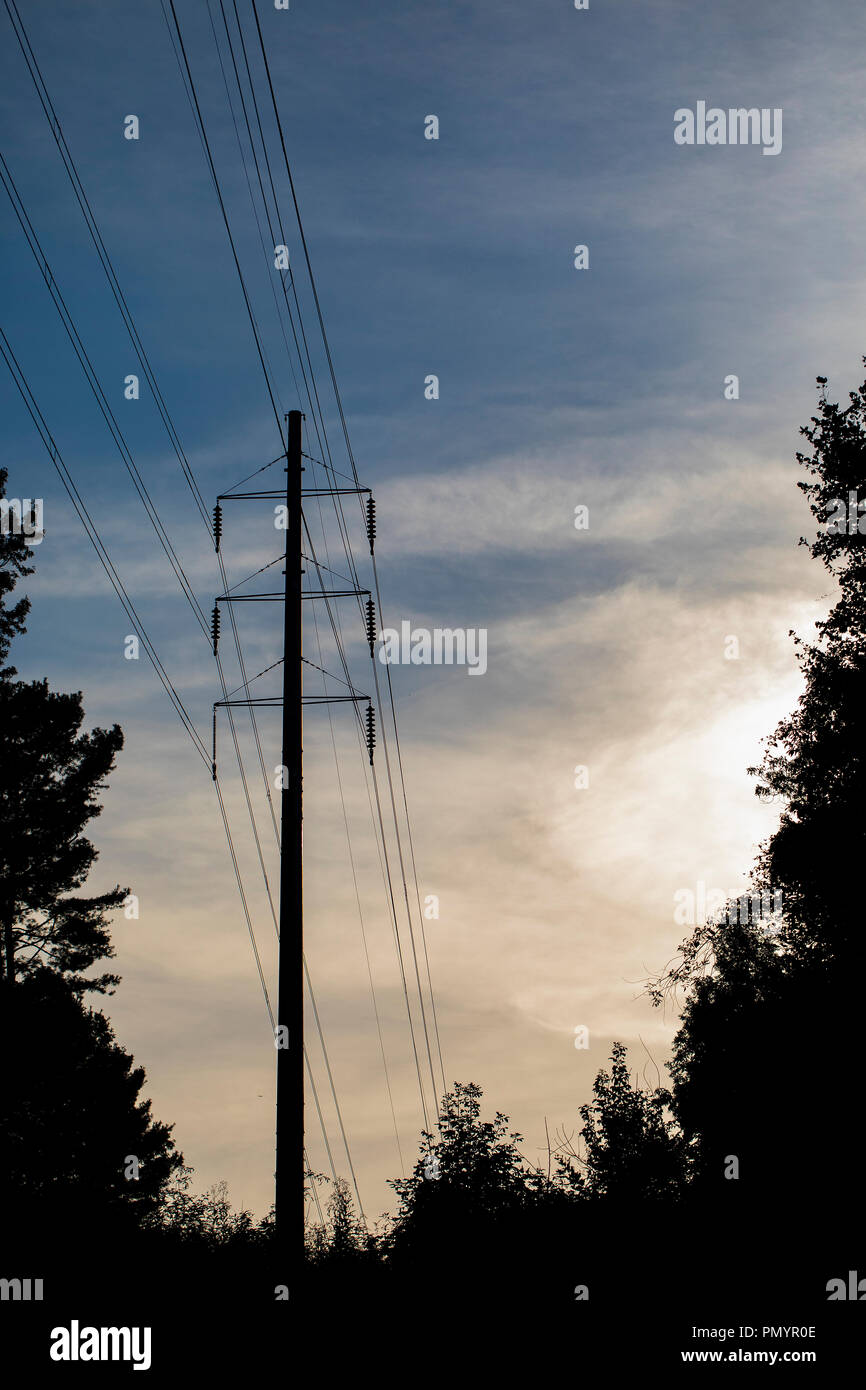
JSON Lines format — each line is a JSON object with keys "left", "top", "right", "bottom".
{"left": 2, "top": 0, "right": 865, "bottom": 1218}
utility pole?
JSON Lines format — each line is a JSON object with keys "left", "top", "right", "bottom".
{"left": 211, "top": 412, "right": 376, "bottom": 1279}
{"left": 276, "top": 409, "right": 303, "bottom": 1252}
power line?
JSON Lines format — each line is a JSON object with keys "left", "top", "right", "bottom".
{"left": 308, "top": 599, "right": 406, "bottom": 1177}
{"left": 4, "top": 0, "right": 353, "bottom": 1192}
{"left": 0, "top": 324, "right": 351, "bottom": 1211}
{"left": 166, "top": 0, "right": 284, "bottom": 441}
{"left": 304, "top": 526, "right": 433, "bottom": 1132}
{"left": 0, "top": 149, "right": 211, "bottom": 644}
{"left": 0, "top": 137, "right": 294, "bottom": 1064}
{"left": 3, "top": 0, "right": 385, "bottom": 1217}
{"left": 0, "top": 326, "right": 211, "bottom": 767}
{"left": 3, "top": 0, "right": 214, "bottom": 536}
{"left": 7, "top": 0, "right": 445, "bottom": 1204}
{"left": 170, "top": 0, "right": 380, "bottom": 1200}
{"left": 243, "top": 0, "right": 448, "bottom": 1104}
{"left": 2, "top": 6, "right": 334, "bottom": 1180}
{"left": 201, "top": 1, "right": 442, "bottom": 1140}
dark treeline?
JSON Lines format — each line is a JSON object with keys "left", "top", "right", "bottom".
{"left": 2, "top": 366, "right": 865, "bottom": 1360}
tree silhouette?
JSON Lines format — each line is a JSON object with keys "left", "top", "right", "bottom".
{"left": 557, "top": 1041, "right": 688, "bottom": 1201}
{"left": 0, "top": 678, "right": 128, "bottom": 993}
{"left": 653, "top": 919, "right": 791, "bottom": 1199}
{"left": 750, "top": 366, "right": 866, "bottom": 961}
{"left": 0, "top": 479, "right": 179, "bottom": 1236}
{"left": 1, "top": 967, "right": 183, "bottom": 1235}
{"left": 650, "top": 367, "right": 866, "bottom": 1213}
{"left": 387, "top": 1081, "right": 547, "bottom": 1264}
{"left": 0, "top": 480, "right": 127, "bottom": 995}
{"left": 305, "top": 1176, "right": 376, "bottom": 1269}
{"left": 153, "top": 1169, "right": 273, "bottom": 1249}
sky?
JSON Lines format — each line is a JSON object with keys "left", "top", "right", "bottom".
{"left": 2, "top": 0, "right": 865, "bottom": 1221}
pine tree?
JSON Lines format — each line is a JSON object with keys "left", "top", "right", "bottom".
{"left": 1, "top": 968, "right": 183, "bottom": 1232}
{"left": 0, "top": 470, "right": 127, "bottom": 994}
{"left": 0, "top": 470, "right": 181, "bottom": 1232}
